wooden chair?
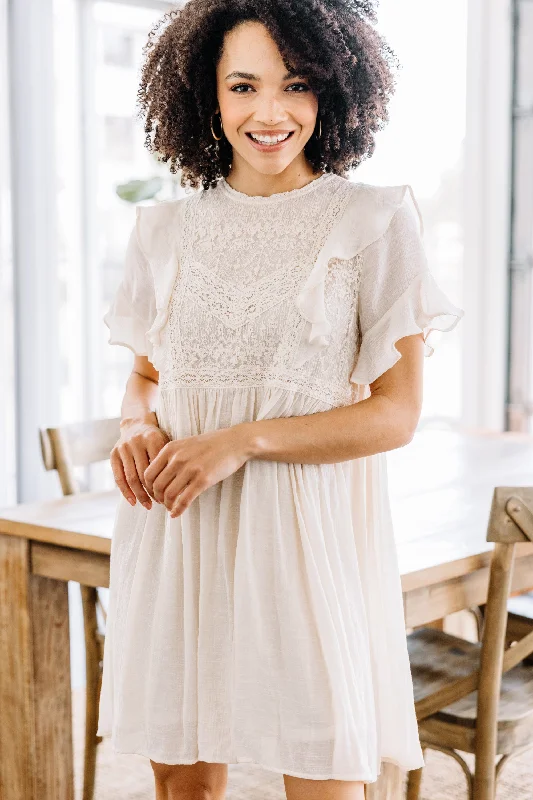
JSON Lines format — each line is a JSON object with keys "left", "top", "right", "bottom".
{"left": 406, "top": 486, "right": 533, "bottom": 800}
{"left": 39, "top": 417, "right": 121, "bottom": 800}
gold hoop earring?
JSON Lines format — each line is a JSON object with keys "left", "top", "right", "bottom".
{"left": 210, "top": 112, "right": 223, "bottom": 141}
{"left": 317, "top": 118, "right": 322, "bottom": 138}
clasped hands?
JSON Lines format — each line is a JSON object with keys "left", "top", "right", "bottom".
{"left": 110, "top": 415, "right": 253, "bottom": 518}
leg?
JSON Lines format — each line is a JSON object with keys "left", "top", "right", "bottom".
{"left": 150, "top": 760, "right": 228, "bottom": 800}
{"left": 0, "top": 534, "right": 74, "bottom": 800}
{"left": 283, "top": 775, "right": 365, "bottom": 800}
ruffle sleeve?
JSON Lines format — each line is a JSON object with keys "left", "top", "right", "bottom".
{"left": 293, "top": 181, "right": 463, "bottom": 384}
{"left": 103, "top": 207, "right": 157, "bottom": 361}
{"left": 103, "top": 197, "right": 188, "bottom": 372}
{"left": 349, "top": 187, "right": 464, "bottom": 386}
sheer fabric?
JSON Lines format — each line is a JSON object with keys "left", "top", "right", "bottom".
{"left": 98, "top": 172, "right": 463, "bottom": 782}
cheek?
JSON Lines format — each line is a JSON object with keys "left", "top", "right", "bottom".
{"left": 219, "top": 101, "right": 248, "bottom": 135}
{"left": 296, "top": 96, "right": 319, "bottom": 126}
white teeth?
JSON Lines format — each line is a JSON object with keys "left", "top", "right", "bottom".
{"left": 250, "top": 132, "right": 290, "bottom": 144}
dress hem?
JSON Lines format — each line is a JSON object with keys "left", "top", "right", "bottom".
{"left": 95, "top": 729, "right": 424, "bottom": 783}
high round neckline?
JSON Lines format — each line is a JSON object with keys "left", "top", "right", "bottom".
{"left": 219, "top": 171, "right": 335, "bottom": 202}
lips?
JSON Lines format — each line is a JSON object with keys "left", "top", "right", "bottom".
{"left": 246, "top": 131, "right": 294, "bottom": 139}
{"left": 245, "top": 130, "right": 295, "bottom": 151}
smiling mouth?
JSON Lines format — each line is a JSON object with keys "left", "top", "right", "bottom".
{"left": 245, "top": 131, "right": 295, "bottom": 145}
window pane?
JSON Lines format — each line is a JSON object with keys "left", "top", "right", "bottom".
{"left": 0, "top": 0, "right": 16, "bottom": 505}
{"left": 517, "top": 0, "right": 533, "bottom": 109}
{"left": 354, "top": 0, "right": 467, "bottom": 426}
{"left": 92, "top": 3, "right": 175, "bottom": 431}
{"left": 512, "top": 0, "right": 533, "bottom": 433}
{"left": 55, "top": 1, "right": 177, "bottom": 489}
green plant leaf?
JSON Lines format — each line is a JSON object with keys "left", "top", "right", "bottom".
{"left": 116, "top": 177, "right": 164, "bottom": 203}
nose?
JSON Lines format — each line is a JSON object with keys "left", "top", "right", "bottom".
{"left": 253, "top": 93, "right": 289, "bottom": 126}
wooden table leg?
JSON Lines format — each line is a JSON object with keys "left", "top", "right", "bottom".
{"left": 0, "top": 534, "right": 74, "bottom": 800}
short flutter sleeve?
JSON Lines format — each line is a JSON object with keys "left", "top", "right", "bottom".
{"left": 103, "top": 207, "right": 157, "bottom": 362}
{"left": 349, "top": 189, "right": 464, "bottom": 386}
{"left": 103, "top": 197, "right": 189, "bottom": 371}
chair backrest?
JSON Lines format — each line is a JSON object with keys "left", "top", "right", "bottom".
{"left": 415, "top": 486, "right": 533, "bottom": 724}
{"left": 474, "top": 487, "right": 533, "bottom": 775}
{"left": 39, "top": 417, "right": 121, "bottom": 495}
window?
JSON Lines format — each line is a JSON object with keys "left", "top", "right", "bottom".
{"left": 54, "top": 0, "right": 176, "bottom": 489}
{"left": 508, "top": 0, "right": 533, "bottom": 432}
{"left": 355, "top": 0, "right": 467, "bottom": 427}
{"left": 104, "top": 115, "right": 135, "bottom": 161}
{"left": 0, "top": 0, "right": 15, "bottom": 506}
{"left": 102, "top": 27, "right": 135, "bottom": 67}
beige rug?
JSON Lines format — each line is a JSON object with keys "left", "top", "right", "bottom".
{"left": 72, "top": 690, "right": 532, "bottom": 799}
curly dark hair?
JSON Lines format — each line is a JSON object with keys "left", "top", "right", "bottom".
{"left": 137, "top": 0, "right": 400, "bottom": 191}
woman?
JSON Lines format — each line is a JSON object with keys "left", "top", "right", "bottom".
{"left": 97, "top": 1, "right": 464, "bottom": 798}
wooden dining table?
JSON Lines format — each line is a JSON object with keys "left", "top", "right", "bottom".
{"left": 1, "top": 428, "right": 533, "bottom": 799}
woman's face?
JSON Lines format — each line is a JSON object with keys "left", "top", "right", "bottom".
{"left": 215, "top": 21, "right": 319, "bottom": 179}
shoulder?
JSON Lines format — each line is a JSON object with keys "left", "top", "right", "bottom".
{"left": 321, "top": 176, "right": 424, "bottom": 260}
{"left": 134, "top": 193, "right": 195, "bottom": 263}
{"left": 333, "top": 176, "right": 423, "bottom": 234}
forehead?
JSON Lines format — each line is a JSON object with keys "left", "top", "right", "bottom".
{"left": 218, "top": 21, "right": 298, "bottom": 76}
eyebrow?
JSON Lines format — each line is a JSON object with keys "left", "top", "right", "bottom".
{"left": 224, "top": 70, "right": 307, "bottom": 81}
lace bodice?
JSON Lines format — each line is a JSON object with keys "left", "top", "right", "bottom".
{"left": 104, "top": 172, "right": 464, "bottom": 409}
{"left": 158, "top": 173, "right": 362, "bottom": 406}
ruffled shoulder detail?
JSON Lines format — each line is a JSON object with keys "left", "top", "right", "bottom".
{"left": 349, "top": 270, "right": 463, "bottom": 386}
{"left": 294, "top": 182, "right": 422, "bottom": 368}
{"left": 135, "top": 196, "right": 190, "bottom": 360}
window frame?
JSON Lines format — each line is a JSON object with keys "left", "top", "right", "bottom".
{"left": 461, "top": 0, "right": 513, "bottom": 431}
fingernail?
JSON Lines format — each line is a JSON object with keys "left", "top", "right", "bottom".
{"left": 142, "top": 501, "right": 151, "bottom": 510}
{"left": 128, "top": 497, "right": 136, "bottom": 506}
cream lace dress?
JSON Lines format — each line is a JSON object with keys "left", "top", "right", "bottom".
{"left": 97, "top": 171, "right": 464, "bottom": 782}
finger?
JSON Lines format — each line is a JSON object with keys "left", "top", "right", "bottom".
{"left": 110, "top": 451, "right": 137, "bottom": 506}
{"left": 144, "top": 439, "right": 170, "bottom": 501}
{"left": 153, "top": 462, "right": 185, "bottom": 505}
{"left": 146, "top": 436, "right": 168, "bottom": 464}
{"left": 169, "top": 481, "right": 196, "bottom": 518}
{"left": 162, "top": 475, "right": 193, "bottom": 515}
{"left": 131, "top": 448, "right": 154, "bottom": 504}
{"left": 120, "top": 448, "right": 153, "bottom": 508}
{"left": 144, "top": 448, "right": 170, "bottom": 496}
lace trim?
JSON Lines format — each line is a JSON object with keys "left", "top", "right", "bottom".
{"left": 220, "top": 171, "right": 335, "bottom": 203}
{"left": 187, "top": 259, "right": 308, "bottom": 329}
{"left": 153, "top": 195, "right": 198, "bottom": 378}
{"left": 159, "top": 373, "right": 356, "bottom": 408}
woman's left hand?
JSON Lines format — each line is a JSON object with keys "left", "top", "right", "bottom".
{"left": 143, "top": 424, "right": 253, "bottom": 517}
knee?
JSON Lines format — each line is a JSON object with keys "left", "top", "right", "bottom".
{"left": 150, "top": 760, "right": 220, "bottom": 799}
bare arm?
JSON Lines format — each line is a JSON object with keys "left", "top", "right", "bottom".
{"left": 110, "top": 355, "right": 170, "bottom": 508}
{"left": 120, "top": 355, "right": 160, "bottom": 429}
{"left": 239, "top": 334, "right": 425, "bottom": 464}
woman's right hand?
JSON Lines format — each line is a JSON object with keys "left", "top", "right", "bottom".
{"left": 110, "top": 412, "right": 171, "bottom": 509}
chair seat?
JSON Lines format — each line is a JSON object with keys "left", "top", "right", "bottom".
{"left": 407, "top": 627, "right": 533, "bottom": 755}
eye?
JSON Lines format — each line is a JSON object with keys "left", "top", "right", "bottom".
{"left": 229, "top": 82, "right": 311, "bottom": 94}
{"left": 286, "top": 82, "right": 310, "bottom": 92}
